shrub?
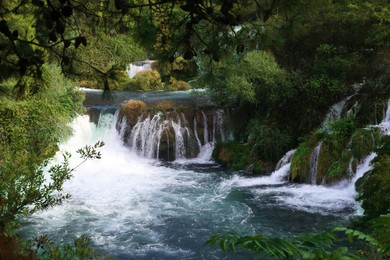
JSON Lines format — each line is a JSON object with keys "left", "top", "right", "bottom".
{"left": 212, "top": 141, "right": 251, "bottom": 171}
{"left": 247, "top": 119, "right": 292, "bottom": 163}
{"left": 350, "top": 127, "right": 381, "bottom": 161}
{"left": 124, "top": 70, "right": 164, "bottom": 91}
{"left": 152, "top": 100, "right": 175, "bottom": 111}
{"left": 120, "top": 100, "right": 147, "bottom": 126}
{"left": 164, "top": 77, "right": 190, "bottom": 91}
{"left": 356, "top": 154, "right": 390, "bottom": 219}
{"left": 290, "top": 142, "right": 311, "bottom": 182}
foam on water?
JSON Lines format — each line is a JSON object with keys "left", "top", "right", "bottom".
{"left": 21, "top": 110, "right": 378, "bottom": 258}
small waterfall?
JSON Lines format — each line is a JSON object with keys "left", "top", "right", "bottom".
{"left": 213, "top": 109, "right": 232, "bottom": 142}
{"left": 321, "top": 95, "right": 353, "bottom": 129}
{"left": 201, "top": 111, "right": 209, "bottom": 144}
{"left": 193, "top": 117, "right": 202, "bottom": 150}
{"left": 128, "top": 112, "right": 166, "bottom": 158}
{"left": 126, "top": 60, "right": 155, "bottom": 78}
{"left": 275, "top": 149, "right": 296, "bottom": 171}
{"left": 119, "top": 108, "right": 232, "bottom": 161}
{"left": 378, "top": 99, "right": 390, "bottom": 135}
{"left": 308, "top": 141, "right": 323, "bottom": 184}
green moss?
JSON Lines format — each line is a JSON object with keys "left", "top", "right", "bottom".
{"left": 350, "top": 127, "right": 381, "bottom": 161}
{"left": 212, "top": 141, "right": 251, "bottom": 171}
{"left": 290, "top": 142, "right": 311, "bottom": 182}
{"left": 356, "top": 154, "right": 390, "bottom": 219}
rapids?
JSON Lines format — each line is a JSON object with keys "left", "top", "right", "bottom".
{"left": 20, "top": 109, "right": 371, "bottom": 259}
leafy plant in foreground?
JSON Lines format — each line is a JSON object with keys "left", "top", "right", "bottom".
{"left": 207, "top": 219, "right": 389, "bottom": 259}
{"left": 0, "top": 141, "right": 104, "bottom": 259}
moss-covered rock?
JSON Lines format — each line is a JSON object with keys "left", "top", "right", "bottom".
{"left": 290, "top": 135, "right": 319, "bottom": 183}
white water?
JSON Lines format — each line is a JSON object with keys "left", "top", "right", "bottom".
{"left": 321, "top": 95, "right": 353, "bottom": 129}
{"left": 378, "top": 99, "right": 390, "bottom": 135}
{"left": 126, "top": 60, "right": 155, "bottom": 78}
{"left": 308, "top": 141, "right": 323, "bottom": 184}
{"left": 21, "top": 103, "right": 384, "bottom": 258}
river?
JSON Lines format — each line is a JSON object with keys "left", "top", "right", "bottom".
{"left": 20, "top": 89, "right": 370, "bottom": 259}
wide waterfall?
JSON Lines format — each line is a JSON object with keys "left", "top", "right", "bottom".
{"left": 116, "top": 107, "right": 232, "bottom": 161}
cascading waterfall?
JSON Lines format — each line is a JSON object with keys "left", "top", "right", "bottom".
{"left": 275, "top": 149, "right": 296, "bottom": 171}
{"left": 321, "top": 95, "right": 353, "bottom": 129}
{"left": 224, "top": 98, "right": 390, "bottom": 215}
{"left": 122, "top": 108, "right": 231, "bottom": 161}
{"left": 308, "top": 141, "right": 323, "bottom": 184}
{"left": 21, "top": 94, "right": 390, "bottom": 259}
{"left": 201, "top": 111, "right": 209, "bottom": 144}
{"left": 378, "top": 99, "right": 390, "bottom": 135}
{"left": 22, "top": 102, "right": 383, "bottom": 259}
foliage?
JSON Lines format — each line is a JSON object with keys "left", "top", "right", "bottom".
{"left": 208, "top": 219, "right": 390, "bottom": 259}
{"left": 350, "top": 128, "right": 381, "bottom": 161}
{"left": 33, "top": 235, "right": 111, "bottom": 260}
{"left": 207, "top": 225, "right": 384, "bottom": 259}
{"left": 124, "top": 70, "right": 163, "bottom": 91}
{"left": 290, "top": 141, "right": 312, "bottom": 182}
{"left": 212, "top": 141, "right": 251, "bottom": 171}
{"left": 247, "top": 119, "right": 291, "bottom": 163}
{"left": 0, "top": 141, "right": 104, "bottom": 234}
{"left": 151, "top": 100, "right": 176, "bottom": 111}
{"left": 368, "top": 216, "right": 390, "bottom": 257}
{"left": 164, "top": 77, "right": 190, "bottom": 91}
{"left": 67, "top": 31, "right": 145, "bottom": 89}
{"left": 356, "top": 154, "right": 390, "bottom": 219}
{"left": 204, "top": 50, "right": 292, "bottom": 108}
{"left": 212, "top": 141, "right": 274, "bottom": 174}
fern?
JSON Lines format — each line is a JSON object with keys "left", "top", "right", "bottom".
{"left": 369, "top": 216, "right": 390, "bottom": 256}
{"left": 207, "top": 226, "right": 386, "bottom": 259}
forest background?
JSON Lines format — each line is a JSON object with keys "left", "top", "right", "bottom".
{"left": 0, "top": 0, "right": 389, "bottom": 258}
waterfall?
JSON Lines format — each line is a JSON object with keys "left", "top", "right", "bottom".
{"left": 308, "top": 141, "right": 323, "bottom": 184}
{"left": 321, "top": 95, "right": 353, "bottom": 129}
{"left": 378, "top": 99, "right": 390, "bottom": 135}
{"left": 126, "top": 60, "right": 155, "bottom": 78}
{"left": 201, "top": 111, "right": 209, "bottom": 144}
{"left": 193, "top": 117, "right": 202, "bottom": 150}
{"left": 213, "top": 109, "right": 232, "bottom": 142}
{"left": 275, "top": 149, "right": 296, "bottom": 171}
{"left": 120, "top": 108, "right": 232, "bottom": 161}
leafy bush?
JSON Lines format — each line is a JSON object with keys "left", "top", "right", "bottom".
{"left": 356, "top": 154, "right": 390, "bottom": 219}
{"left": 350, "top": 128, "right": 381, "bottom": 161}
{"left": 207, "top": 225, "right": 385, "bottom": 259}
{"left": 151, "top": 100, "right": 175, "bottom": 111}
{"left": 34, "top": 235, "right": 108, "bottom": 260}
{"left": 212, "top": 141, "right": 251, "bottom": 171}
{"left": 124, "top": 70, "right": 164, "bottom": 91}
{"left": 290, "top": 141, "right": 312, "bottom": 182}
{"left": 120, "top": 100, "right": 147, "bottom": 126}
{"left": 247, "top": 119, "right": 291, "bottom": 163}
{"left": 164, "top": 77, "right": 190, "bottom": 91}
